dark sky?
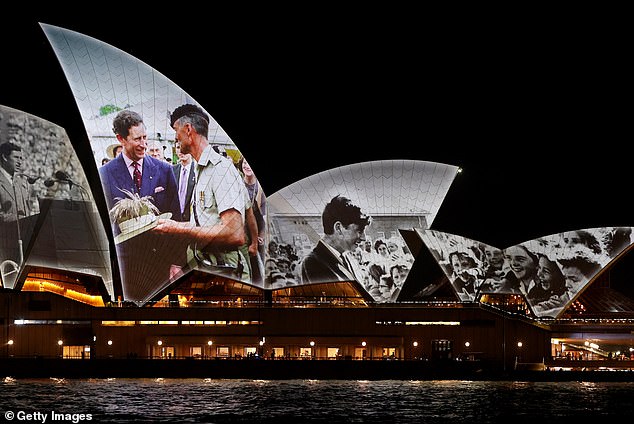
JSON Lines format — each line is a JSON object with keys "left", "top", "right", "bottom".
{"left": 1, "top": 14, "right": 629, "bottom": 250}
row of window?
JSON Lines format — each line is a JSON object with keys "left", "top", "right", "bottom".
{"left": 14, "top": 319, "right": 462, "bottom": 326}
{"left": 12, "top": 320, "right": 262, "bottom": 326}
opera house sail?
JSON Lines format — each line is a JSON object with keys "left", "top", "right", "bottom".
{"left": 267, "top": 160, "right": 459, "bottom": 302}
{"left": 417, "top": 227, "right": 634, "bottom": 318}
{"left": 0, "top": 104, "right": 112, "bottom": 300}
{"left": 41, "top": 23, "right": 267, "bottom": 304}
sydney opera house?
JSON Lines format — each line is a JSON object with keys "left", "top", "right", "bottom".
{"left": 1, "top": 24, "right": 633, "bottom": 374}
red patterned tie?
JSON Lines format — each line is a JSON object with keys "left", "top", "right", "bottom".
{"left": 132, "top": 161, "right": 142, "bottom": 192}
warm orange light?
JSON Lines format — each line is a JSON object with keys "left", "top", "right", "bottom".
{"left": 22, "top": 279, "right": 104, "bottom": 307}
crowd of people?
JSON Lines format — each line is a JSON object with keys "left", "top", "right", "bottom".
{"left": 346, "top": 238, "right": 414, "bottom": 302}
{"left": 264, "top": 241, "right": 301, "bottom": 288}
{"left": 264, "top": 194, "right": 413, "bottom": 303}
{"left": 424, "top": 228, "right": 632, "bottom": 317}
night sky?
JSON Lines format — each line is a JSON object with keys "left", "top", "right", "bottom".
{"left": 1, "top": 13, "right": 629, "bottom": 251}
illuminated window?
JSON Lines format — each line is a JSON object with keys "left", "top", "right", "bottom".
{"left": 382, "top": 347, "right": 397, "bottom": 358}
{"left": 62, "top": 345, "right": 90, "bottom": 359}
{"left": 101, "top": 321, "right": 135, "bottom": 326}
{"left": 15, "top": 319, "right": 91, "bottom": 325}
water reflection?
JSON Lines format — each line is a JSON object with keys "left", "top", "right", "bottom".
{"left": 1, "top": 379, "right": 633, "bottom": 423}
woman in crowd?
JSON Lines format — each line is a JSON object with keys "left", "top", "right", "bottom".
{"left": 528, "top": 254, "right": 567, "bottom": 316}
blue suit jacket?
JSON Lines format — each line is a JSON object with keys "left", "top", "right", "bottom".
{"left": 99, "top": 154, "right": 182, "bottom": 234}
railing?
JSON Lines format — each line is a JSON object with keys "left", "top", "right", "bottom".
{"left": 4, "top": 354, "right": 409, "bottom": 361}
{"left": 544, "top": 358, "right": 634, "bottom": 371}
{"left": 147, "top": 299, "right": 467, "bottom": 308}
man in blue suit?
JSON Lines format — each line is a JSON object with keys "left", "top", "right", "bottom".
{"left": 99, "top": 110, "right": 181, "bottom": 227}
{"left": 98, "top": 110, "right": 182, "bottom": 302}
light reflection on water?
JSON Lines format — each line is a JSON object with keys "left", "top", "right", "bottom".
{"left": 2, "top": 378, "right": 634, "bottom": 423}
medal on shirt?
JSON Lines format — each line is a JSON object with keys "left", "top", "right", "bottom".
{"left": 199, "top": 190, "right": 205, "bottom": 207}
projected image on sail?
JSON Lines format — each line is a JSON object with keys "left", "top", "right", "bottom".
{"left": 0, "top": 105, "right": 112, "bottom": 299}
{"left": 519, "top": 227, "right": 633, "bottom": 318}
{"left": 42, "top": 24, "right": 267, "bottom": 302}
{"left": 416, "top": 229, "right": 500, "bottom": 302}
{"left": 419, "top": 227, "right": 634, "bottom": 318}
{"left": 267, "top": 160, "right": 459, "bottom": 302}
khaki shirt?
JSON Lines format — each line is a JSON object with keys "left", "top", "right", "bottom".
{"left": 188, "top": 145, "right": 249, "bottom": 281}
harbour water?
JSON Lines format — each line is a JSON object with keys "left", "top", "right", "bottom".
{"left": 2, "top": 378, "right": 634, "bottom": 422}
